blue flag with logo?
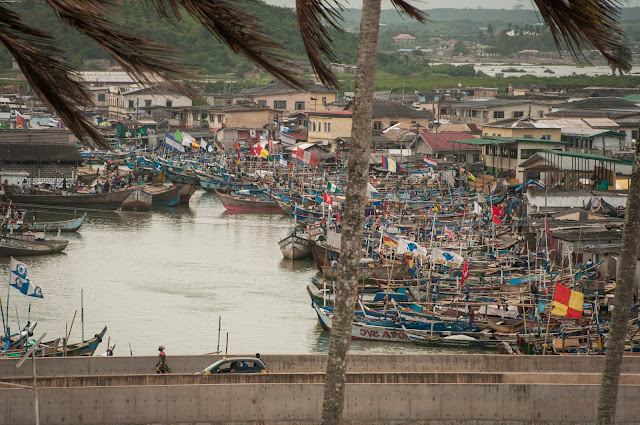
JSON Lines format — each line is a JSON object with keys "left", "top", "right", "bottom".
{"left": 9, "top": 258, "right": 43, "bottom": 298}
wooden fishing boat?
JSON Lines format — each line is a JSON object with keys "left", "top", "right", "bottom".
{"left": 24, "top": 213, "right": 87, "bottom": 232}
{"left": 313, "top": 301, "right": 411, "bottom": 343}
{"left": 214, "top": 189, "right": 282, "bottom": 212}
{"left": 143, "top": 185, "right": 181, "bottom": 206}
{"left": 56, "top": 326, "right": 107, "bottom": 357}
{"left": 120, "top": 189, "right": 152, "bottom": 211}
{"left": 0, "top": 234, "right": 68, "bottom": 256}
{"left": 179, "top": 184, "right": 197, "bottom": 205}
{"left": 0, "top": 339, "right": 63, "bottom": 358}
{"left": 8, "top": 187, "right": 142, "bottom": 210}
{"left": 311, "top": 241, "right": 340, "bottom": 270}
{"left": 278, "top": 232, "right": 312, "bottom": 259}
{"left": 486, "top": 315, "right": 528, "bottom": 334}
{"left": 165, "top": 168, "right": 200, "bottom": 185}
{"left": 402, "top": 325, "right": 502, "bottom": 350}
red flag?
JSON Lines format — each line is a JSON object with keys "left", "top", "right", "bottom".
{"left": 372, "top": 177, "right": 379, "bottom": 186}
{"left": 492, "top": 206, "right": 504, "bottom": 225}
{"left": 234, "top": 142, "right": 240, "bottom": 151}
{"left": 461, "top": 261, "right": 469, "bottom": 286}
{"left": 16, "top": 112, "right": 24, "bottom": 129}
{"left": 336, "top": 212, "right": 341, "bottom": 223}
{"left": 323, "top": 192, "right": 333, "bottom": 205}
{"left": 250, "top": 145, "right": 256, "bottom": 156}
{"left": 545, "top": 220, "right": 556, "bottom": 250}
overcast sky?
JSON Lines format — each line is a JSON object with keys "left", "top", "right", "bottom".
{"left": 264, "top": 0, "right": 640, "bottom": 10}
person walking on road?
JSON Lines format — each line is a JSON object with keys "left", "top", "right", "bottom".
{"left": 156, "top": 345, "right": 171, "bottom": 373}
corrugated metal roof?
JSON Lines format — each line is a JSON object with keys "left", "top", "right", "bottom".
{"left": 519, "top": 150, "right": 632, "bottom": 175}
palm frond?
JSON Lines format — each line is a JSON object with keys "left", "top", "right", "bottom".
{"left": 533, "top": 0, "right": 630, "bottom": 72}
{"left": 146, "top": 0, "right": 305, "bottom": 88}
{"left": 46, "top": 0, "right": 196, "bottom": 97}
{"left": 389, "top": 0, "right": 427, "bottom": 23}
{"left": 0, "top": 5, "right": 105, "bottom": 147}
{"left": 295, "top": 0, "right": 345, "bottom": 88}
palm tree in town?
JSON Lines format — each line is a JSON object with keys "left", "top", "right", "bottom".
{"left": 0, "top": 0, "right": 634, "bottom": 423}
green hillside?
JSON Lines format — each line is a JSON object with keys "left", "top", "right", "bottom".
{"left": 0, "top": 1, "right": 638, "bottom": 91}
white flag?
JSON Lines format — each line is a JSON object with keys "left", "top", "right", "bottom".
{"left": 397, "top": 238, "right": 428, "bottom": 259}
{"left": 181, "top": 132, "right": 195, "bottom": 147}
{"left": 473, "top": 201, "right": 482, "bottom": 215}
{"left": 9, "top": 258, "right": 43, "bottom": 298}
{"left": 431, "top": 248, "right": 464, "bottom": 268}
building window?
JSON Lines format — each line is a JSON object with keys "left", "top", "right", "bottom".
{"left": 258, "top": 100, "right": 267, "bottom": 107}
{"left": 312, "top": 122, "right": 316, "bottom": 132}
{"left": 327, "top": 123, "right": 331, "bottom": 132}
{"left": 510, "top": 148, "right": 517, "bottom": 159}
{"left": 217, "top": 114, "right": 224, "bottom": 123}
{"left": 274, "top": 100, "right": 287, "bottom": 109}
{"left": 192, "top": 112, "right": 198, "bottom": 120}
{"left": 540, "top": 134, "right": 551, "bottom": 140}
{"left": 523, "top": 134, "right": 533, "bottom": 139}
{"left": 373, "top": 121, "right": 383, "bottom": 130}
{"left": 145, "top": 99, "right": 152, "bottom": 107}
{"left": 98, "top": 94, "right": 106, "bottom": 102}
{"left": 520, "top": 149, "right": 539, "bottom": 159}
{"left": 322, "top": 97, "right": 327, "bottom": 105}
{"left": 538, "top": 110, "right": 544, "bottom": 118}
{"left": 632, "top": 130, "right": 638, "bottom": 141}
{"left": 295, "top": 101, "right": 305, "bottom": 110}
{"left": 512, "top": 111, "right": 524, "bottom": 118}
{"left": 493, "top": 111, "right": 504, "bottom": 119}
{"left": 166, "top": 100, "right": 173, "bottom": 107}
{"left": 128, "top": 100, "right": 135, "bottom": 108}
{"left": 324, "top": 122, "right": 328, "bottom": 132}
{"left": 485, "top": 145, "right": 490, "bottom": 154}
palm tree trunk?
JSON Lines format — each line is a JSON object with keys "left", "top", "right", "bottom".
{"left": 321, "top": 0, "right": 381, "bottom": 423}
{"left": 596, "top": 145, "right": 640, "bottom": 424}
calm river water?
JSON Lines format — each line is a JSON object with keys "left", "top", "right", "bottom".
{"left": 0, "top": 191, "right": 464, "bottom": 356}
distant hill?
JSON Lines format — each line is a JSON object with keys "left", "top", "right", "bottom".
{"left": 0, "top": 1, "right": 638, "bottom": 85}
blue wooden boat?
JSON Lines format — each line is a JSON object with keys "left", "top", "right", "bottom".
{"left": 24, "top": 213, "right": 87, "bottom": 232}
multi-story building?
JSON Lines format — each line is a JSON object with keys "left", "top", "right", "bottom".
{"left": 481, "top": 118, "right": 562, "bottom": 141}
{"left": 438, "top": 99, "right": 553, "bottom": 125}
{"left": 124, "top": 85, "right": 192, "bottom": 117}
{"left": 236, "top": 80, "right": 337, "bottom": 115}
{"left": 457, "top": 135, "right": 569, "bottom": 182}
{"left": 89, "top": 86, "right": 126, "bottom": 121}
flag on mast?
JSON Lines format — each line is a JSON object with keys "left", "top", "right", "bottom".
{"left": 9, "top": 258, "right": 43, "bottom": 298}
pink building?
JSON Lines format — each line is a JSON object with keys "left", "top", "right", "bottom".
{"left": 393, "top": 34, "right": 416, "bottom": 43}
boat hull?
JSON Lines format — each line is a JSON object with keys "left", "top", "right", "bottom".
{"left": 214, "top": 190, "right": 282, "bottom": 212}
{"left": 8, "top": 187, "right": 141, "bottom": 210}
{"left": 120, "top": 190, "right": 153, "bottom": 211}
{"left": 0, "top": 235, "right": 69, "bottom": 256}
{"left": 26, "top": 213, "right": 87, "bottom": 232}
{"left": 278, "top": 234, "right": 312, "bottom": 259}
{"left": 144, "top": 185, "right": 181, "bottom": 206}
{"left": 313, "top": 301, "right": 410, "bottom": 343}
{"left": 179, "top": 184, "right": 197, "bottom": 205}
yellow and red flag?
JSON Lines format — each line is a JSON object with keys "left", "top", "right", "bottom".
{"left": 551, "top": 283, "right": 584, "bottom": 318}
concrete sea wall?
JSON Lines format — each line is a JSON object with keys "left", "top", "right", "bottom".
{"left": 0, "top": 354, "right": 638, "bottom": 424}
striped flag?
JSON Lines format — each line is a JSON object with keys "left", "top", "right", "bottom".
{"left": 382, "top": 155, "right": 402, "bottom": 173}
{"left": 423, "top": 156, "right": 437, "bottom": 168}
